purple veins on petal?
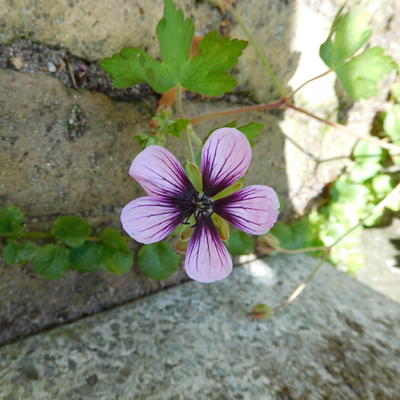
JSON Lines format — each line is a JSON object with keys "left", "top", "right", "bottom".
{"left": 214, "top": 185, "right": 280, "bottom": 235}
{"left": 129, "top": 145, "right": 194, "bottom": 198}
{"left": 201, "top": 128, "right": 252, "bottom": 197}
{"left": 185, "top": 216, "right": 233, "bottom": 283}
{"left": 121, "top": 196, "right": 182, "bottom": 244}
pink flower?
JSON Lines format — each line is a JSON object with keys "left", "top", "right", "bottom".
{"left": 121, "top": 128, "right": 279, "bottom": 283}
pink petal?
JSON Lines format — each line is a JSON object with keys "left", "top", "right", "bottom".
{"left": 185, "top": 217, "right": 232, "bottom": 283}
{"left": 201, "top": 128, "right": 252, "bottom": 197}
{"left": 214, "top": 185, "right": 279, "bottom": 235}
{"left": 121, "top": 196, "right": 182, "bottom": 244}
{"left": 130, "top": 145, "right": 193, "bottom": 198}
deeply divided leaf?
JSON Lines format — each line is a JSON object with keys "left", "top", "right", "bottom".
{"left": 101, "top": 0, "right": 246, "bottom": 96}
{"left": 182, "top": 31, "right": 247, "bottom": 96}
{"left": 336, "top": 47, "right": 397, "bottom": 100}
{"left": 320, "top": 9, "right": 397, "bottom": 100}
{"left": 99, "top": 48, "right": 149, "bottom": 88}
{"left": 157, "top": 0, "right": 194, "bottom": 78}
{"left": 320, "top": 11, "right": 371, "bottom": 68}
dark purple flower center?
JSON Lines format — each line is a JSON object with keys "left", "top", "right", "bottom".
{"left": 174, "top": 188, "right": 214, "bottom": 225}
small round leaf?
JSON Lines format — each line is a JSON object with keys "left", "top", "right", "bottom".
{"left": 51, "top": 216, "right": 91, "bottom": 247}
{"left": 138, "top": 242, "right": 180, "bottom": 280}
{"left": 69, "top": 242, "right": 105, "bottom": 273}
{"left": 2, "top": 241, "right": 38, "bottom": 265}
{"left": 0, "top": 206, "right": 24, "bottom": 238}
{"left": 32, "top": 245, "right": 70, "bottom": 279}
{"left": 227, "top": 228, "right": 255, "bottom": 256}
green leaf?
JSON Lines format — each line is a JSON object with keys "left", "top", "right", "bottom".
{"left": 349, "top": 140, "right": 382, "bottom": 182}
{"left": 138, "top": 241, "right": 180, "bottom": 280}
{"left": 51, "top": 216, "right": 92, "bottom": 248}
{"left": 101, "top": 248, "right": 133, "bottom": 275}
{"left": 2, "top": 242, "right": 38, "bottom": 265}
{"left": 391, "top": 82, "right": 400, "bottom": 103}
{"left": 372, "top": 174, "right": 393, "bottom": 195}
{"left": 0, "top": 206, "right": 24, "bottom": 238}
{"left": 69, "top": 241, "right": 105, "bottom": 273}
{"left": 336, "top": 47, "right": 397, "bottom": 100}
{"left": 227, "top": 228, "right": 255, "bottom": 256}
{"left": 156, "top": 0, "right": 194, "bottom": 79}
{"left": 237, "top": 122, "right": 264, "bottom": 147}
{"left": 99, "top": 48, "right": 149, "bottom": 88}
{"left": 331, "top": 178, "right": 369, "bottom": 206}
{"left": 32, "top": 245, "right": 70, "bottom": 279}
{"left": 270, "top": 222, "right": 292, "bottom": 246}
{"left": 167, "top": 118, "right": 190, "bottom": 138}
{"left": 134, "top": 133, "right": 162, "bottom": 148}
{"left": 98, "top": 228, "right": 133, "bottom": 275}
{"left": 386, "top": 194, "right": 400, "bottom": 212}
{"left": 384, "top": 104, "right": 400, "bottom": 141}
{"left": 320, "top": 10, "right": 372, "bottom": 68}
{"left": 353, "top": 140, "right": 383, "bottom": 164}
{"left": 182, "top": 31, "right": 247, "bottom": 96}
{"left": 100, "top": 228, "right": 129, "bottom": 252}
{"left": 349, "top": 163, "right": 381, "bottom": 183}
{"left": 101, "top": 1, "right": 246, "bottom": 96}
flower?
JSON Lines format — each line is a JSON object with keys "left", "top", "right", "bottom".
{"left": 121, "top": 128, "right": 280, "bottom": 283}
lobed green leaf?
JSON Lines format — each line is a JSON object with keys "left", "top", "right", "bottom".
{"left": 101, "top": 0, "right": 246, "bottom": 96}
{"left": 336, "top": 47, "right": 397, "bottom": 100}
{"left": 99, "top": 48, "right": 149, "bottom": 88}
{"left": 182, "top": 31, "right": 247, "bottom": 96}
{"left": 320, "top": 11, "right": 371, "bottom": 68}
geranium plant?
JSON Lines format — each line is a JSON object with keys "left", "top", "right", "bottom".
{"left": 1, "top": 0, "right": 399, "bottom": 315}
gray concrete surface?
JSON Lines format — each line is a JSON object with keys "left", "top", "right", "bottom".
{"left": 0, "top": 254, "right": 399, "bottom": 400}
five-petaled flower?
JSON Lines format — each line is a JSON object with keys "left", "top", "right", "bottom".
{"left": 121, "top": 128, "right": 280, "bottom": 283}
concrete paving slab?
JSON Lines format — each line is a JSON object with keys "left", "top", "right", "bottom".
{"left": 0, "top": 254, "right": 399, "bottom": 400}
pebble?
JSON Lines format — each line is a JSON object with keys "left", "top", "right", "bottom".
{"left": 47, "top": 62, "right": 56, "bottom": 73}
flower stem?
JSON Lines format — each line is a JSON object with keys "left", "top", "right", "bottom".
{"left": 176, "top": 85, "right": 196, "bottom": 163}
{"left": 285, "top": 69, "right": 332, "bottom": 99}
{"left": 226, "top": 3, "right": 287, "bottom": 98}
{"left": 272, "top": 252, "right": 329, "bottom": 313}
{"left": 190, "top": 99, "right": 286, "bottom": 125}
{"left": 287, "top": 102, "right": 400, "bottom": 154}
{"left": 277, "top": 245, "right": 328, "bottom": 254}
